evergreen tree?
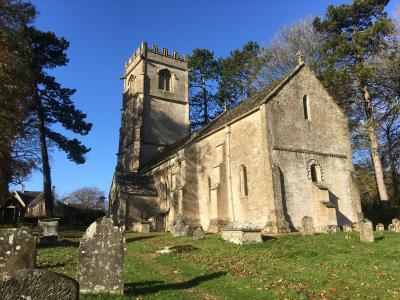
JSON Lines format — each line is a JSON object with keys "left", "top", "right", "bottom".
{"left": 0, "top": 0, "right": 37, "bottom": 199}
{"left": 314, "top": 0, "right": 396, "bottom": 207}
{"left": 28, "top": 28, "right": 92, "bottom": 216}
{"left": 218, "top": 41, "right": 261, "bottom": 109}
{"left": 188, "top": 49, "right": 219, "bottom": 130}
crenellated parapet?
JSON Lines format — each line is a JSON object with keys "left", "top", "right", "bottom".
{"left": 125, "top": 41, "right": 188, "bottom": 69}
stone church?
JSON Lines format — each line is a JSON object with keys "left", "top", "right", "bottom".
{"left": 109, "top": 42, "right": 362, "bottom": 234}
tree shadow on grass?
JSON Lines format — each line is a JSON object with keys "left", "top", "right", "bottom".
{"left": 170, "top": 245, "right": 199, "bottom": 253}
{"left": 125, "top": 235, "right": 157, "bottom": 243}
{"left": 124, "top": 271, "right": 227, "bottom": 296}
{"left": 37, "top": 239, "right": 80, "bottom": 248}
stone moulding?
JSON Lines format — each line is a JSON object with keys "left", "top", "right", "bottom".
{"left": 273, "top": 146, "right": 347, "bottom": 159}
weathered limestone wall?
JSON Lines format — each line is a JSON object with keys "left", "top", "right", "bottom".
{"left": 266, "top": 66, "right": 360, "bottom": 230}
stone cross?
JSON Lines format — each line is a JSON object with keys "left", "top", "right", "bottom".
{"left": 301, "top": 216, "right": 315, "bottom": 235}
{"left": 296, "top": 51, "right": 304, "bottom": 65}
{"left": 0, "top": 269, "right": 79, "bottom": 300}
{"left": 0, "top": 228, "right": 36, "bottom": 273}
{"left": 359, "top": 219, "right": 374, "bottom": 243}
{"left": 77, "top": 217, "right": 125, "bottom": 295}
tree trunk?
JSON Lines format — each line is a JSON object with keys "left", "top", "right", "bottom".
{"left": 35, "top": 90, "right": 54, "bottom": 216}
{"left": 386, "top": 127, "right": 399, "bottom": 203}
{"left": 363, "top": 86, "right": 390, "bottom": 207}
{"left": 202, "top": 76, "right": 208, "bottom": 125}
{"left": 0, "top": 148, "right": 12, "bottom": 200}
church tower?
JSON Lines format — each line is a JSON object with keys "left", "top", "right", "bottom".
{"left": 117, "top": 42, "right": 190, "bottom": 172}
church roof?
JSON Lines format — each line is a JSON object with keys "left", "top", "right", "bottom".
{"left": 141, "top": 63, "right": 305, "bottom": 172}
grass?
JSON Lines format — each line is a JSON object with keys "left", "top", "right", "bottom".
{"left": 37, "top": 229, "right": 400, "bottom": 299}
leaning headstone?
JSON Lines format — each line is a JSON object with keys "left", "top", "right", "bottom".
{"left": 172, "top": 215, "right": 188, "bottom": 237}
{"left": 0, "top": 269, "right": 78, "bottom": 300}
{"left": 193, "top": 227, "right": 205, "bottom": 240}
{"left": 352, "top": 221, "right": 362, "bottom": 232}
{"left": 376, "top": 223, "right": 385, "bottom": 232}
{"left": 77, "top": 217, "right": 125, "bottom": 295}
{"left": 0, "top": 228, "right": 36, "bottom": 273}
{"left": 300, "top": 216, "right": 314, "bottom": 235}
{"left": 343, "top": 224, "right": 352, "bottom": 232}
{"left": 359, "top": 219, "right": 374, "bottom": 243}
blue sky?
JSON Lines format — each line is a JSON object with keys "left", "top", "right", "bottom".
{"left": 23, "top": 0, "right": 398, "bottom": 197}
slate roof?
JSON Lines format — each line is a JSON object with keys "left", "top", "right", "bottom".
{"left": 141, "top": 63, "right": 305, "bottom": 172}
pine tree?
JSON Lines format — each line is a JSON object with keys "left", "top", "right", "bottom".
{"left": 188, "top": 49, "right": 219, "bottom": 130}
{"left": 28, "top": 28, "right": 92, "bottom": 216}
{"left": 0, "top": 0, "right": 37, "bottom": 199}
{"left": 218, "top": 41, "right": 261, "bottom": 109}
{"left": 314, "top": 0, "right": 396, "bottom": 207}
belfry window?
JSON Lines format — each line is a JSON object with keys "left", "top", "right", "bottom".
{"left": 158, "top": 69, "right": 172, "bottom": 92}
{"left": 303, "top": 94, "right": 310, "bottom": 120}
{"left": 240, "top": 165, "right": 248, "bottom": 196}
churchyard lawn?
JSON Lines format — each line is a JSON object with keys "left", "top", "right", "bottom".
{"left": 37, "top": 229, "right": 400, "bottom": 299}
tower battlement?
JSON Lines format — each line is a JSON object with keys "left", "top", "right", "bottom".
{"left": 125, "top": 41, "right": 188, "bottom": 68}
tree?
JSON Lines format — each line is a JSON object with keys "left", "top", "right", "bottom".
{"left": 0, "top": 0, "right": 37, "bottom": 199}
{"left": 65, "top": 187, "right": 104, "bottom": 209}
{"left": 314, "top": 0, "right": 396, "bottom": 207}
{"left": 188, "top": 49, "right": 220, "bottom": 130}
{"left": 258, "top": 17, "right": 322, "bottom": 85}
{"left": 218, "top": 41, "right": 261, "bottom": 109}
{"left": 28, "top": 28, "right": 92, "bottom": 216}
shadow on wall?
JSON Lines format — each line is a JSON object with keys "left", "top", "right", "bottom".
{"left": 143, "top": 98, "right": 188, "bottom": 145}
{"left": 329, "top": 191, "right": 352, "bottom": 225}
{"left": 278, "top": 167, "right": 296, "bottom": 231}
{"left": 124, "top": 271, "right": 227, "bottom": 296}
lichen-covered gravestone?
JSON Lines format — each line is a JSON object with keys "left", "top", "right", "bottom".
{"left": 172, "top": 215, "right": 188, "bottom": 237}
{"left": 359, "top": 219, "right": 374, "bottom": 243}
{"left": 326, "top": 225, "right": 339, "bottom": 234}
{"left": 301, "top": 216, "right": 315, "bottom": 235}
{"left": 376, "top": 223, "right": 384, "bottom": 232}
{"left": 193, "top": 227, "right": 205, "bottom": 240}
{"left": 77, "top": 217, "right": 125, "bottom": 295}
{"left": 0, "top": 228, "right": 36, "bottom": 273}
{"left": 343, "top": 224, "right": 352, "bottom": 232}
{"left": 0, "top": 269, "right": 78, "bottom": 300}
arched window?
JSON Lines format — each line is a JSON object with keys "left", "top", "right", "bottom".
{"left": 128, "top": 75, "right": 135, "bottom": 90}
{"left": 310, "top": 164, "right": 321, "bottom": 183}
{"left": 240, "top": 165, "right": 248, "bottom": 196}
{"left": 158, "top": 69, "right": 172, "bottom": 92}
{"left": 303, "top": 95, "right": 310, "bottom": 120}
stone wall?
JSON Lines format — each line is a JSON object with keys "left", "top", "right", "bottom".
{"left": 266, "top": 66, "right": 361, "bottom": 230}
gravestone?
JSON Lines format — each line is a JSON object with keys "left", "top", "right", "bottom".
{"left": 301, "top": 216, "right": 314, "bottom": 235}
{"left": 0, "top": 228, "right": 36, "bottom": 273}
{"left": 172, "top": 215, "right": 188, "bottom": 237}
{"left": 132, "top": 221, "right": 151, "bottom": 233}
{"left": 359, "top": 219, "right": 374, "bottom": 243}
{"left": 376, "top": 223, "right": 384, "bottom": 232}
{"left": 38, "top": 218, "right": 59, "bottom": 243}
{"left": 77, "top": 217, "right": 125, "bottom": 295}
{"left": 0, "top": 269, "right": 78, "bottom": 300}
{"left": 392, "top": 218, "right": 400, "bottom": 232}
{"left": 220, "top": 222, "right": 262, "bottom": 245}
{"left": 326, "top": 225, "right": 339, "bottom": 234}
{"left": 193, "top": 227, "right": 205, "bottom": 240}
{"left": 343, "top": 224, "right": 352, "bottom": 232}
